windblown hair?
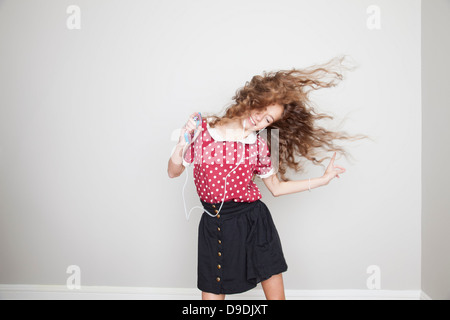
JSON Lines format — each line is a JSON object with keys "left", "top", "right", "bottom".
{"left": 206, "top": 55, "right": 371, "bottom": 181}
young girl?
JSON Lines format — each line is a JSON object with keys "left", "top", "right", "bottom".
{"left": 168, "top": 56, "right": 367, "bottom": 300}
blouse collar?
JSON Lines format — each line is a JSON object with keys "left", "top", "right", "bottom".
{"left": 206, "top": 118, "right": 257, "bottom": 144}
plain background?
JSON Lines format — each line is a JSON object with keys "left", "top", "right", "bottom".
{"left": 422, "top": 0, "right": 450, "bottom": 300}
{"left": 0, "top": 0, "right": 424, "bottom": 292}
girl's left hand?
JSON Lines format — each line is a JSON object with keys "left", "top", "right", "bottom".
{"left": 322, "top": 152, "right": 346, "bottom": 184}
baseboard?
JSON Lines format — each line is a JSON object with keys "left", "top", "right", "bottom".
{"left": 420, "top": 290, "right": 432, "bottom": 300}
{"left": 0, "top": 284, "right": 425, "bottom": 300}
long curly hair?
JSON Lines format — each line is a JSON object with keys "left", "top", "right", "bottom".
{"left": 205, "top": 55, "right": 371, "bottom": 182}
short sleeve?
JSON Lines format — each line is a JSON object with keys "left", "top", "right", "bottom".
{"left": 254, "top": 137, "right": 275, "bottom": 178}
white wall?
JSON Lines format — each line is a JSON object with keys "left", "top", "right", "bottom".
{"left": 0, "top": 0, "right": 421, "bottom": 292}
{"left": 422, "top": 0, "right": 450, "bottom": 300}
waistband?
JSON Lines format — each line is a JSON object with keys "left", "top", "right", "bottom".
{"left": 200, "top": 199, "right": 260, "bottom": 217}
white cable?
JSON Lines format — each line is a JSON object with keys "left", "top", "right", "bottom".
{"left": 182, "top": 119, "right": 265, "bottom": 221}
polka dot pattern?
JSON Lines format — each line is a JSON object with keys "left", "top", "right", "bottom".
{"left": 184, "top": 118, "right": 274, "bottom": 204}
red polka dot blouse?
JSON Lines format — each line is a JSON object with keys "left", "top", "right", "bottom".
{"left": 183, "top": 118, "right": 275, "bottom": 204}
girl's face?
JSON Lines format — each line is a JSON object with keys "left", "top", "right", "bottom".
{"left": 244, "top": 104, "right": 284, "bottom": 132}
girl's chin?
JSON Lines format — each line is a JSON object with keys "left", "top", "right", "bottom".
{"left": 244, "top": 116, "right": 257, "bottom": 130}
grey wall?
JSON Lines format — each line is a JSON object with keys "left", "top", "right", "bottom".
{"left": 421, "top": 0, "right": 450, "bottom": 300}
{"left": 0, "top": 0, "right": 421, "bottom": 291}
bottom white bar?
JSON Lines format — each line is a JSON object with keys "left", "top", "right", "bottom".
{"left": 0, "top": 284, "right": 426, "bottom": 300}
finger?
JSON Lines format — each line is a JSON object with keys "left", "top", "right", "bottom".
{"left": 189, "top": 117, "right": 201, "bottom": 128}
{"left": 193, "top": 124, "right": 203, "bottom": 133}
{"left": 334, "top": 165, "right": 346, "bottom": 172}
{"left": 327, "top": 154, "right": 336, "bottom": 168}
{"left": 187, "top": 114, "right": 197, "bottom": 126}
{"left": 190, "top": 113, "right": 201, "bottom": 123}
{"left": 188, "top": 118, "right": 198, "bottom": 127}
{"left": 187, "top": 120, "right": 202, "bottom": 136}
{"left": 193, "top": 127, "right": 203, "bottom": 140}
{"left": 330, "top": 152, "right": 336, "bottom": 164}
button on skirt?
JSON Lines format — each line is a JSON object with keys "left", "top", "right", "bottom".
{"left": 197, "top": 199, "right": 288, "bottom": 295}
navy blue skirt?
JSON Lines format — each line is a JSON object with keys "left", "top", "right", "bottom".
{"left": 197, "top": 199, "right": 288, "bottom": 295}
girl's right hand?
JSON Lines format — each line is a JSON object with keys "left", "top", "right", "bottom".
{"left": 178, "top": 112, "right": 202, "bottom": 146}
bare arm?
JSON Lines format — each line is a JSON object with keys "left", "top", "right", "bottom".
{"left": 167, "top": 112, "right": 202, "bottom": 179}
{"left": 262, "top": 174, "right": 329, "bottom": 196}
{"left": 262, "top": 152, "right": 346, "bottom": 196}
{"left": 168, "top": 142, "right": 186, "bottom": 178}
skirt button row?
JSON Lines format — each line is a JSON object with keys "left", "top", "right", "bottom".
{"left": 216, "top": 212, "right": 222, "bottom": 284}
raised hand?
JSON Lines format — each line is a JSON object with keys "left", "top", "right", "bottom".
{"left": 179, "top": 112, "right": 202, "bottom": 146}
{"left": 323, "top": 152, "right": 346, "bottom": 184}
